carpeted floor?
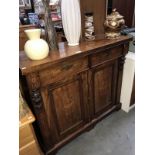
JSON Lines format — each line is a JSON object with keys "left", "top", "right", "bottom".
{"left": 57, "top": 109, "right": 135, "bottom": 155}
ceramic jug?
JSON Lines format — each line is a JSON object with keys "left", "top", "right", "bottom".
{"left": 24, "top": 29, "right": 49, "bottom": 60}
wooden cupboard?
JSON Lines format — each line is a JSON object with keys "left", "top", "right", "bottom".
{"left": 19, "top": 103, "right": 42, "bottom": 155}
{"left": 20, "top": 36, "right": 132, "bottom": 155}
{"left": 80, "top": 0, "right": 107, "bottom": 38}
{"left": 112, "top": 0, "right": 135, "bottom": 27}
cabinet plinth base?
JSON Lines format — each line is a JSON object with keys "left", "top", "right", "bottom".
{"left": 115, "top": 102, "right": 122, "bottom": 111}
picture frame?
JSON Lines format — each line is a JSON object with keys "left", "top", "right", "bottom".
{"left": 19, "top": 0, "right": 25, "bottom": 7}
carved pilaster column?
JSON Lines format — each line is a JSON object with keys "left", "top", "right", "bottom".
{"left": 118, "top": 42, "right": 129, "bottom": 71}
{"left": 31, "top": 89, "right": 43, "bottom": 113}
{"left": 116, "top": 44, "right": 129, "bottom": 110}
{"left": 26, "top": 72, "right": 52, "bottom": 151}
{"left": 119, "top": 55, "right": 126, "bottom": 71}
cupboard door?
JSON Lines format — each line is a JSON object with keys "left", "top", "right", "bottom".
{"left": 41, "top": 72, "right": 89, "bottom": 143}
{"left": 89, "top": 59, "right": 118, "bottom": 118}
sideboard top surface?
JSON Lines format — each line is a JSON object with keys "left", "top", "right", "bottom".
{"left": 19, "top": 36, "right": 132, "bottom": 75}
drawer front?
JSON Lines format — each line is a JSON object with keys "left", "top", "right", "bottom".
{"left": 19, "top": 125, "right": 34, "bottom": 148}
{"left": 90, "top": 45, "right": 123, "bottom": 67}
{"left": 39, "top": 57, "right": 88, "bottom": 86}
{"left": 19, "top": 141, "right": 41, "bottom": 155}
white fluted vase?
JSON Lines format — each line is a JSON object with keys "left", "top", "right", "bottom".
{"left": 61, "top": 0, "right": 81, "bottom": 46}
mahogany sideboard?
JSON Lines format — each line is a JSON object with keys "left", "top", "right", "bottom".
{"left": 19, "top": 36, "right": 132, "bottom": 155}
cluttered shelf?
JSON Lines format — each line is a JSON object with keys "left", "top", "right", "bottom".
{"left": 19, "top": 0, "right": 64, "bottom": 49}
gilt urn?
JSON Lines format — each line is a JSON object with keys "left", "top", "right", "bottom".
{"left": 104, "top": 9, "right": 125, "bottom": 39}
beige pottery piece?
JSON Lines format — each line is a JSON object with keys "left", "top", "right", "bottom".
{"left": 24, "top": 29, "right": 49, "bottom": 60}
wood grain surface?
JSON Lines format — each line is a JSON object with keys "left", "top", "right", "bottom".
{"left": 19, "top": 36, "right": 132, "bottom": 155}
{"left": 20, "top": 36, "right": 132, "bottom": 75}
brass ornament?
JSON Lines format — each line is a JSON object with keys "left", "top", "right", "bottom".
{"left": 104, "top": 9, "right": 125, "bottom": 39}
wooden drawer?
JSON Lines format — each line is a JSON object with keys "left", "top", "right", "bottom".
{"left": 19, "top": 125, "right": 34, "bottom": 148}
{"left": 19, "top": 141, "right": 41, "bottom": 155}
{"left": 39, "top": 57, "right": 88, "bottom": 86}
{"left": 90, "top": 45, "right": 123, "bottom": 67}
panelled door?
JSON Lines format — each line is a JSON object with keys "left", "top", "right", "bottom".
{"left": 41, "top": 71, "right": 89, "bottom": 144}
{"left": 89, "top": 59, "right": 118, "bottom": 119}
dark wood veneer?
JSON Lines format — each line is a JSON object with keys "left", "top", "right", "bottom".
{"left": 130, "top": 75, "right": 135, "bottom": 106}
{"left": 112, "top": 0, "right": 135, "bottom": 27}
{"left": 20, "top": 36, "right": 132, "bottom": 155}
{"left": 80, "top": 0, "right": 107, "bottom": 38}
{"left": 20, "top": 36, "right": 131, "bottom": 75}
